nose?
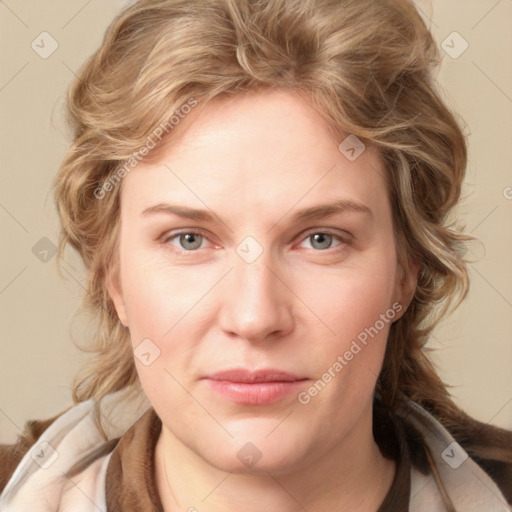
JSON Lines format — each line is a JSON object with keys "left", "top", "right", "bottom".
{"left": 217, "top": 250, "right": 294, "bottom": 343}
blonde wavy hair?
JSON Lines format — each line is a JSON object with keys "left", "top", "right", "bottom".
{"left": 55, "top": 0, "right": 474, "bottom": 436}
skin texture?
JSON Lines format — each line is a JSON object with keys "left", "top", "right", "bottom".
{"left": 108, "top": 89, "right": 418, "bottom": 511}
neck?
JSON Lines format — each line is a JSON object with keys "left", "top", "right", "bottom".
{"left": 154, "top": 405, "right": 395, "bottom": 512}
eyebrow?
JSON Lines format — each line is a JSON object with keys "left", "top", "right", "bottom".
{"left": 141, "top": 199, "right": 372, "bottom": 226}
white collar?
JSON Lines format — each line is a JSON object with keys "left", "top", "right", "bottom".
{"left": 1, "top": 391, "right": 509, "bottom": 511}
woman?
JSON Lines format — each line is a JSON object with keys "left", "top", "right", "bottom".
{"left": 1, "top": 0, "right": 511, "bottom": 510}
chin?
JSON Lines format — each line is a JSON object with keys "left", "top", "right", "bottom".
{"left": 210, "top": 446, "right": 306, "bottom": 476}
{"left": 201, "top": 423, "right": 311, "bottom": 475}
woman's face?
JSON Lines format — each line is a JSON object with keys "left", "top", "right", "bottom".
{"left": 109, "top": 89, "right": 416, "bottom": 474}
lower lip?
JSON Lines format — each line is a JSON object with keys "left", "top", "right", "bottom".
{"left": 206, "top": 379, "right": 307, "bottom": 405}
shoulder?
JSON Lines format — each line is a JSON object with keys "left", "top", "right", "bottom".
{"left": 0, "top": 407, "right": 71, "bottom": 494}
{"left": 447, "top": 412, "right": 512, "bottom": 504}
{"left": 398, "top": 399, "right": 512, "bottom": 507}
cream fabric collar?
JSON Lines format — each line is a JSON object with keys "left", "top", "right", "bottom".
{"left": 1, "top": 390, "right": 509, "bottom": 511}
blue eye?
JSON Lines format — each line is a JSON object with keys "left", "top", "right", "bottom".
{"left": 300, "top": 232, "right": 345, "bottom": 251}
{"left": 161, "top": 230, "right": 349, "bottom": 254}
{"left": 308, "top": 233, "right": 336, "bottom": 250}
{"left": 167, "top": 232, "right": 206, "bottom": 251}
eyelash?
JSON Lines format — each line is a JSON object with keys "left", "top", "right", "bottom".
{"left": 160, "top": 229, "right": 352, "bottom": 255}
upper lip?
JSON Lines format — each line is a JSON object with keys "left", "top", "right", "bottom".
{"left": 205, "top": 368, "right": 306, "bottom": 383}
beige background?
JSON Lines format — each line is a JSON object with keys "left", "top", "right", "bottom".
{"left": 0, "top": 0, "right": 511, "bottom": 444}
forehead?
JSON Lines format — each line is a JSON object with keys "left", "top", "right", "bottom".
{"left": 120, "top": 89, "right": 389, "bottom": 220}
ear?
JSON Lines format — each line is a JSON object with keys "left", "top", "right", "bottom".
{"left": 392, "top": 256, "right": 421, "bottom": 320}
{"left": 106, "top": 266, "right": 129, "bottom": 327}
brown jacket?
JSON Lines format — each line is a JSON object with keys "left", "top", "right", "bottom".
{"left": 1, "top": 394, "right": 511, "bottom": 511}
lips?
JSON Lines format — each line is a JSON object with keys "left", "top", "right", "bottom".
{"left": 207, "top": 369, "right": 305, "bottom": 383}
{"left": 204, "top": 368, "right": 308, "bottom": 405}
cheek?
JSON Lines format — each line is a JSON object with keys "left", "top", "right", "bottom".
{"left": 296, "top": 255, "right": 398, "bottom": 339}
{"left": 290, "top": 255, "right": 399, "bottom": 401}
{"left": 119, "top": 249, "right": 206, "bottom": 340}
{"left": 118, "top": 248, "right": 220, "bottom": 395}
{"left": 295, "top": 263, "right": 398, "bottom": 414}
{"left": 119, "top": 256, "right": 200, "bottom": 411}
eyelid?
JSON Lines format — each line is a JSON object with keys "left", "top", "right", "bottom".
{"left": 161, "top": 228, "right": 208, "bottom": 240}
{"left": 299, "top": 227, "right": 352, "bottom": 241}
{"left": 161, "top": 229, "right": 213, "bottom": 246}
{"left": 161, "top": 227, "right": 352, "bottom": 254}
{"left": 295, "top": 228, "right": 352, "bottom": 250}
